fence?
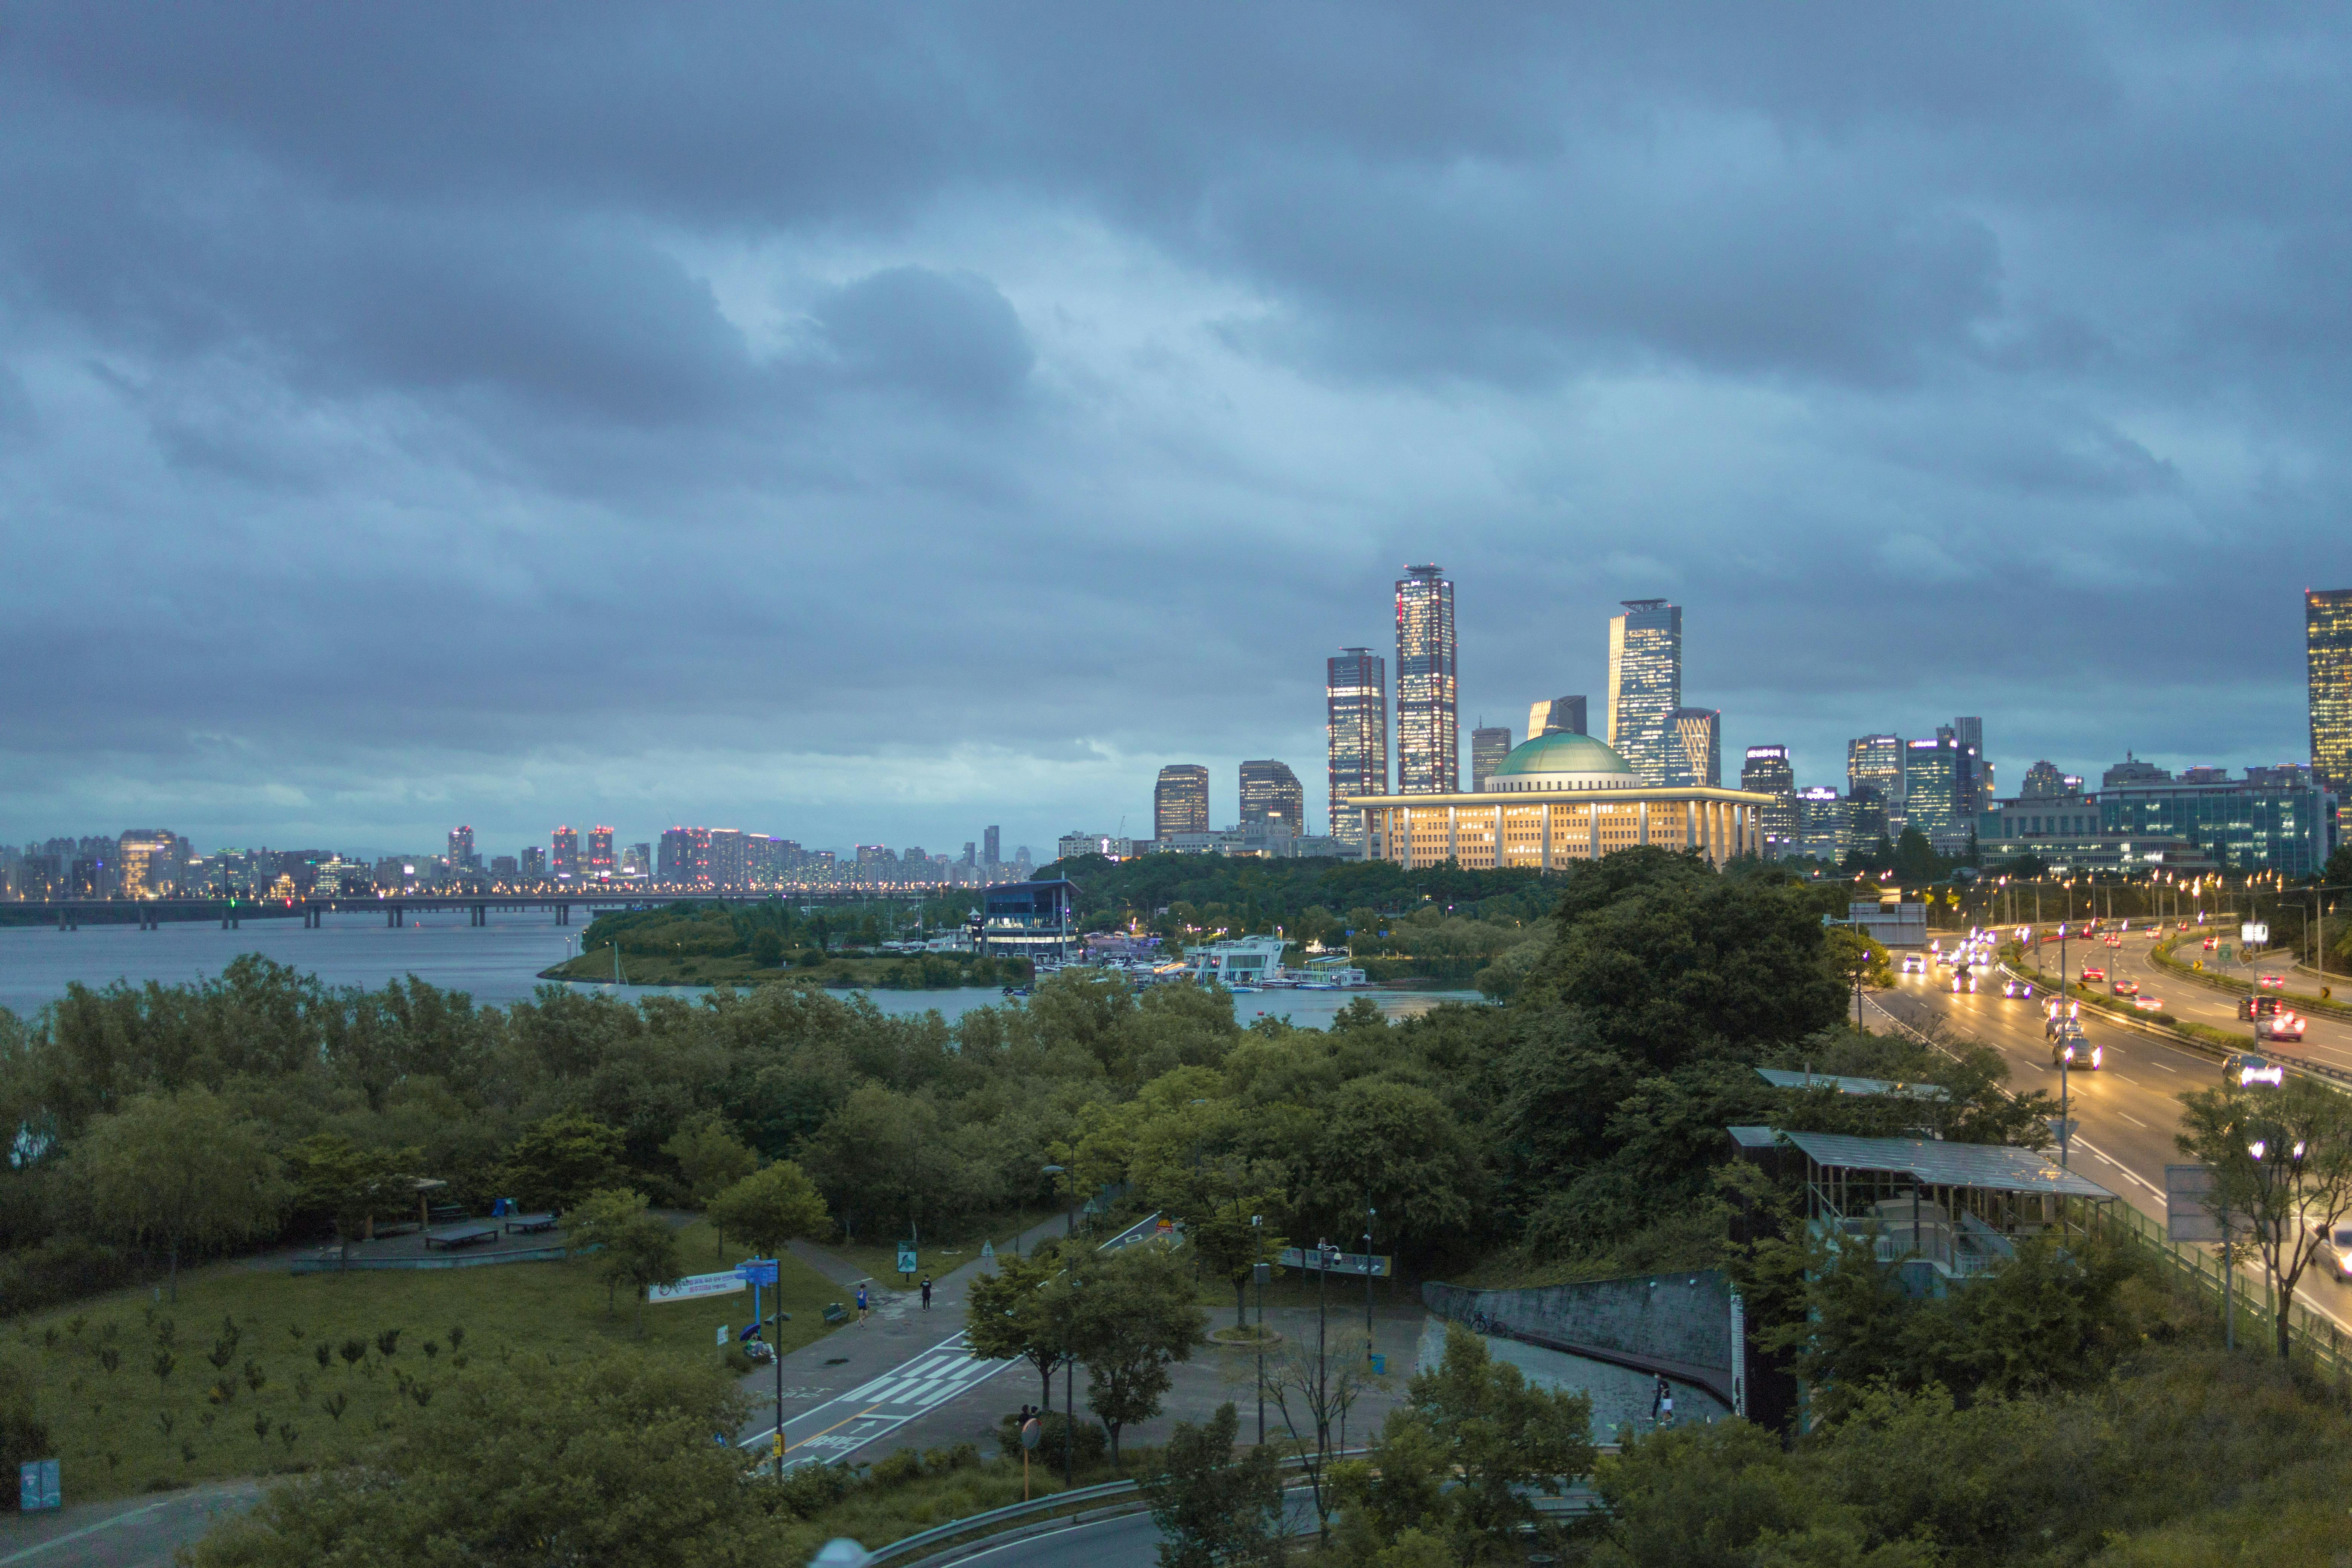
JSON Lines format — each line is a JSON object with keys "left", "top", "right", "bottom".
{"left": 2094, "top": 1199, "right": 2352, "bottom": 1398}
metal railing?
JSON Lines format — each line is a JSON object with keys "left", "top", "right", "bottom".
{"left": 2095, "top": 1200, "right": 2352, "bottom": 1397}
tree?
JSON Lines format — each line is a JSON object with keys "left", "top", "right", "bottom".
{"left": 500, "top": 1111, "right": 627, "bottom": 1214}
{"left": 1824, "top": 926, "right": 1894, "bottom": 1029}
{"left": 563, "top": 1188, "right": 653, "bottom": 1318}
{"left": 1260, "top": 1324, "right": 1381, "bottom": 1543}
{"left": 2177, "top": 1078, "right": 2352, "bottom": 1358}
{"left": 1136, "top": 1402, "right": 1283, "bottom": 1568}
{"left": 608, "top": 1211, "right": 685, "bottom": 1340}
{"left": 703, "top": 1161, "right": 830, "bottom": 1268}
{"left": 1183, "top": 1192, "right": 1286, "bottom": 1329}
{"left": 1341, "top": 1325, "right": 1593, "bottom": 1565}
{"left": 965, "top": 1251, "right": 1072, "bottom": 1413}
{"left": 285, "top": 1134, "right": 417, "bottom": 1265}
{"left": 1065, "top": 1244, "right": 1208, "bottom": 1469}
{"left": 186, "top": 1352, "right": 768, "bottom": 1568}
{"left": 72, "top": 1088, "right": 288, "bottom": 1300}
{"left": 662, "top": 1114, "right": 761, "bottom": 1262}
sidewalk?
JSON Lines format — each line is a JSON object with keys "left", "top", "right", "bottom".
{"left": 0, "top": 1480, "right": 261, "bottom": 1568}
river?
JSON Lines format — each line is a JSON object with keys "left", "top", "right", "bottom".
{"left": 0, "top": 908, "right": 1484, "bottom": 1027}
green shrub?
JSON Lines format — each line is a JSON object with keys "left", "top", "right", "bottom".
{"left": 994, "top": 1409, "right": 1106, "bottom": 1472}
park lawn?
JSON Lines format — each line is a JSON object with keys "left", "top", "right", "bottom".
{"left": 6, "top": 1219, "right": 841, "bottom": 1505}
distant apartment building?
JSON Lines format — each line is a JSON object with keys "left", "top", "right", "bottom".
{"left": 1155, "top": 765, "right": 1211, "bottom": 840}
{"left": 1058, "top": 832, "right": 1137, "bottom": 862}
{"left": 625, "top": 842, "right": 651, "bottom": 877}
{"left": 1527, "top": 695, "right": 1587, "bottom": 739}
{"left": 1239, "top": 759, "right": 1306, "bottom": 833}
{"left": 521, "top": 845, "right": 548, "bottom": 880}
{"left": 551, "top": 826, "right": 579, "bottom": 882}
{"left": 117, "top": 829, "right": 181, "bottom": 899}
{"left": 1395, "top": 565, "right": 1459, "bottom": 794}
{"left": 1848, "top": 782, "right": 1891, "bottom": 846}
{"left": 1666, "top": 708, "right": 1721, "bottom": 789}
{"left": 1792, "top": 786, "right": 1849, "bottom": 864}
{"left": 983, "top": 826, "right": 1001, "bottom": 867}
{"left": 447, "top": 825, "right": 476, "bottom": 871}
{"left": 586, "top": 827, "right": 615, "bottom": 880}
{"left": 707, "top": 828, "right": 748, "bottom": 888}
{"left": 1326, "top": 648, "right": 1388, "bottom": 849}
{"left": 1607, "top": 600, "right": 1681, "bottom": 786}
{"left": 2102, "top": 753, "right": 2171, "bottom": 789}
{"left": 2018, "top": 761, "right": 2081, "bottom": 799}
{"left": 657, "top": 827, "right": 709, "bottom": 885}
{"left": 490, "top": 855, "right": 518, "bottom": 877}
{"left": 1470, "top": 727, "right": 1513, "bottom": 792}
{"left": 1741, "top": 746, "right": 1800, "bottom": 853}
{"left": 962, "top": 842, "right": 976, "bottom": 867}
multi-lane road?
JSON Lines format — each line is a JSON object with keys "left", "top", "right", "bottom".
{"left": 1877, "top": 939, "right": 2352, "bottom": 1335}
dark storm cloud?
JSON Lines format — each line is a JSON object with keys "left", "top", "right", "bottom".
{"left": 0, "top": 3, "right": 2347, "bottom": 853}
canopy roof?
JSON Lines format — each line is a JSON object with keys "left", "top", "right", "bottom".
{"left": 1779, "top": 1129, "right": 2116, "bottom": 1199}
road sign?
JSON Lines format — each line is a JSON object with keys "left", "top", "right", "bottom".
{"left": 651, "top": 1270, "right": 750, "bottom": 1305}
{"left": 1277, "top": 1246, "right": 1391, "bottom": 1277}
{"left": 2167, "top": 1164, "right": 2225, "bottom": 1243}
{"left": 980, "top": 1240, "right": 995, "bottom": 1260}
{"left": 2242, "top": 923, "right": 2269, "bottom": 947}
{"left": 896, "top": 1244, "right": 917, "bottom": 1274}
{"left": 735, "top": 1259, "right": 779, "bottom": 1287}
{"left": 717, "top": 1324, "right": 730, "bottom": 1346}
{"left": 19, "top": 1458, "right": 60, "bottom": 1511}
{"left": 2219, "top": 945, "right": 2234, "bottom": 964}
{"left": 1020, "top": 1417, "right": 1041, "bottom": 1451}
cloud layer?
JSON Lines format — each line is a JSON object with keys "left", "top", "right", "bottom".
{"left": 1, "top": 5, "right": 2346, "bottom": 854}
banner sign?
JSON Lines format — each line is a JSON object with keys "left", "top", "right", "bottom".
{"left": 897, "top": 1244, "right": 917, "bottom": 1274}
{"left": 2166, "top": 1164, "right": 2225, "bottom": 1244}
{"left": 650, "top": 1270, "right": 750, "bottom": 1305}
{"left": 2242, "top": 923, "right": 2269, "bottom": 947}
{"left": 1277, "top": 1246, "right": 1392, "bottom": 1278}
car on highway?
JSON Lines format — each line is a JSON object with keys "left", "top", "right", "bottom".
{"left": 2238, "top": 995, "right": 2287, "bottom": 1020}
{"left": 2111, "top": 978, "right": 2139, "bottom": 997}
{"left": 2053, "top": 1031, "right": 2100, "bottom": 1070}
{"left": 2223, "top": 1052, "right": 2285, "bottom": 1088}
{"left": 1951, "top": 972, "right": 1977, "bottom": 994}
{"left": 2133, "top": 995, "right": 2165, "bottom": 1012}
{"left": 2256, "top": 1012, "right": 2307, "bottom": 1043}
{"left": 2203, "top": 937, "right": 2219, "bottom": 951}
{"left": 2001, "top": 978, "right": 2035, "bottom": 999}
{"left": 2082, "top": 966, "right": 2107, "bottom": 982}
{"left": 2043, "top": 1001, "right": 2082, "bottom": 1039}
{"left": 1899, "top": 953, "right": 1928, "bottom": 975}
{"left": 2259, "top": 974, "right": 2285, "bottom": 990}
{"left": 2313, "top": 1220, "right": 2352, "bottom": 1284}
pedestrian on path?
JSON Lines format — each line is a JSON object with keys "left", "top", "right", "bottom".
{"left": 1651, "top": 1374, "right": 1670, "bottom": 1426}
{"left": 920, "top": 1276, "right": 933, "bottom": 1310}
{"left": 856, "top": 1282, "right": 870, "bottom": 1325}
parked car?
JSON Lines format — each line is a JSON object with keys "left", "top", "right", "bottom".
{"left": 2223, "top": 1052, "right": 2285, "bottom": 1088}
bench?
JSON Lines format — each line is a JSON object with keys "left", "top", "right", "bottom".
{"left": 502, "top": 1213, "right": 557, "bottom": 1235}
{"left": 428, "top": 1204, "right": 469, "bottom": 1225}
{"left": 423, "top": 1224, "right": 499, "bottom": 1251}
{"left": 821, "top": 1303, "right": 848, "bottom": 1325}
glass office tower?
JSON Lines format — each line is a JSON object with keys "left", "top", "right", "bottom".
{"left": 1607, "top": 599, "right": 1682, "bottom": 786}
{"left": 1154, "top": 766, "right": 1211, "bottom": 841}
{"left": 1239, "top": 760, "right": 1306, "bottom": 832}
{"left": 1741, "top": 745, "right": 1799, "bottom": 851}
{"left": 2312, "top": 589, "right": 2352, "bottom": 828}
{"left": 1470, "top": 726, "right": 1514, "bottom": 791}
{"left": 1667, "top": 707, "right": 1721, "bottom": 788}
{"left": 1395, "top": 565, "right": 1458, "bottom": 794}
{"left": 1326, "top": 648, "right": 1388, "bottom": 848}
{"left": 1527, "top": 695, "right": 1588, "bottom": 738}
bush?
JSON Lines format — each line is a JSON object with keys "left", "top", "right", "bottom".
{"left": 0, "top": 1237, "right": 140, "bottom": 1318}
{"left": 994, "top": 1409, "right": 1106, "bottom": 1473}
{"left": 0, "top": 1357, "right": 49, "bottom": 1513}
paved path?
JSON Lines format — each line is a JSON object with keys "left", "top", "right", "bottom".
{"left": 0, "top": 1482, "right": 261, "bottom": 1568}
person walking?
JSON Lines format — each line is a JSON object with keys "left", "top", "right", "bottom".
{"left": 920, "top": 1276, "right": 933, "bottom": 1310}
{"left": 856, "top": 1282, "right": 870, "bottom": 1326}
{"left": 1650, "top": 1373, "right": 1670, "bottom": 1427}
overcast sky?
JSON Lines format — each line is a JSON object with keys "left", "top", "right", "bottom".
{"left": 2, "top": 5, "right": 2347, "bottom": 858}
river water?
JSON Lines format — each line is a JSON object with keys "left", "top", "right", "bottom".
{"left": 0, "top": 908, "right": 1484, "bottom": 1027}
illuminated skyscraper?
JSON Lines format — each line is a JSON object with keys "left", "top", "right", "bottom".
{"left": 657, "top": 827, "right": 710, "bottom": 885}
{"left": 586, "top": 826, "right": 615, "bottom": 880}
{"left": 1326, "top": 648, "right": 1388, "bottom": 848}
{"left": 551, "top": 826, "right": 579, "bottom": 882}
{"left": 521, "top": 845, "right": 547, "bottom": 880}
{"left": 118, "top": 828, "right": 179, "bottom": 898}
{"left": 1395, "top": 565, "right": 1458, "bottom": 794}
{"left": 1607, "top": 600, "right": 1681, "bottom": 786}
{"left": 1526, "top": 695, "right": 1586, "bottom": 738}
{"left": 983, "top": 825, "right": 1001, "bottom": 867}
{"left": 1666, "top": 708, "right": 1721, "bottom": 788}
{"left": 1847, "top": 734, "right": 1905, "bottom": 806}
{"left": 447, "top": 825, "right": 476, "bottom": 871}
{"left": 1470, "top": 726, "right": 1513, "bottom": 792}
{"left": 2311, "top": 588, "right": 2352, "bottom": 815}
{"left": 1155, "top": 766, "right": 1210, "bottom": 840}
{"left": 1905, "top": 737, "right": 1960, "bottom": 838}
{"left": 1741, "top": 745, "right": 1799, "bottom": 852}
{"left": 1239, "top": 760, "right": 1306, "bottom": 832}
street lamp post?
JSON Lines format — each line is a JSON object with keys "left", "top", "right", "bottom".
{"left": 1251, "top": 1213, "right": 1268, "bottom": 1446}
{"left": 1363, "top": 1204, "right": 1377, "bottom": 1360}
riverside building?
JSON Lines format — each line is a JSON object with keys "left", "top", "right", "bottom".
{"left": 1348, "top": 731, "right": 1769, "bottom": 870}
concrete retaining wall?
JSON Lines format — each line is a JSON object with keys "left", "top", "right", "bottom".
{"left": 289, "top": 1244, "right": 571, "bottom": 1275}
{"left": 1423, "top": 1270, "right": 1736, "bottom": 1403}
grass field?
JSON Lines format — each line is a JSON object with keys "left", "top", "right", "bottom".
{"left": 5, "top": 1219, "right": 842, "bottom": 1505}
{"left": 825, "top": 1206, "right": 1065, "bottom": 1294}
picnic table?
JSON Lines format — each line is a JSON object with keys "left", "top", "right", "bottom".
{"left": 503, "top": 1213, "right": 557, "bottom": 1235}
{"left": 422, "top": 1223, "right": 499, "bottom": 1251}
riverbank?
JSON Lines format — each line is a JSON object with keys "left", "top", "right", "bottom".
{"left": 535, "top": 946, "right": 1031, "bottom": 990}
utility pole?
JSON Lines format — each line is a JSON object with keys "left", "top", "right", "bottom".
{"left": 1363, "top": 1202, "right": 1377, "bottom": 1361}
{"left": 1251, "top": 1214, "right": 1266, "bottom": 1446}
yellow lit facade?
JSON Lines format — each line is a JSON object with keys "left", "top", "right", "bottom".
{"left": 1347, "top": 730, "right": 1770, "bottom": 871}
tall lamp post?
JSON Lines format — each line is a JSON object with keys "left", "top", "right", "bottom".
{"left": 1042, "top": 1163, "right": 1072, "bottom": 1238}
{"left": 1251, "top": 1214, "right": 1267, "bottom": 1446}
{"left": 1362, "top": 1204, "right": 1377, "bottom": 1361}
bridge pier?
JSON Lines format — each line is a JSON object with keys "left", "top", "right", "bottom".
{"left": 556, "top": 903, "right": 569, "bottom": 926}
{"left": 471, "top": 903, "right": 485, "bottom": 927}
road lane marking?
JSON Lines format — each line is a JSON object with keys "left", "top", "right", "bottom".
{"left": 2117, "top": 1113, "right": 2148, "bottom": 1129}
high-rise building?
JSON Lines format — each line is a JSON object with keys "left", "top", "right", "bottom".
{"left": 521, "top": 845, "right": 548, "bottom": 880}
{"left": 1741, "top": 746, "right": 1799, "bottom": 852}
{"left": 1952, "top": 717, "right": 1991, "bottom": 813}
{"left": 657, "top": 827, "right": 710, "bottom": 885}
{"left": 1239, "top": 761, "right": 1305, "bottom": 832}
{"left": 1904, "top": 736, "right": 1962, "bottom": 840}
{"left": 1666, "top": 708, "right": 1721, "bottom": 788}
{"left": 586, "top": 827, "right": 615, "bottom": 880}
{"left": 624, "top": 842, "right": 651, "bottom": 877}
{"left": 962, "top": 842, "right": 977, "bottom": 867}
{"left": 2102, "top": 753, "right": 2172, "bottom": 789}
{"left": 1849, "top": 782, "right": 1891, "bottom": 845}
{"left": 118, "top": 828, "right": 179, "bottom": 899}
{"left": 1470, "top": 727, "right": 1513, "bottom": 792}
{"left": 1155, "top": 765, "right": 1211, "bottom": 840}
{"left": 551, "top": 826, "right": 579, "bottom": 882}
{"left": 2019, "top": 761, "right": 2079, "bottom": 799}
{"left": 490, "top": 855, "right": 518, "bottom": 877}
{"left": 983, "top": 826, "right": 1001, "bottom": 866}
{"left": 1847, "top": 735, "right": 1905, "bottom": 805}
{"left": 447, "top": 825, "right": 476, "bottom": 871}
{"left": 707, "top": 829, "right": 747, "bottom": 888}
{"left": 1794, "top": 786, "right": 1850, "bottom": 864}
{"left": 2311, "top": 589, "right": 2352, "bottom": 822}
{"left": 1326, "top": 648, "right": 1389, "bottom": 848}
{"left": 1607, "top": 600, "right": 1682, "bottom": 786}
{"left": 1395, "top": 565, "right": 1458, "bottom": 793}
{"left": 1526, "top": 695, "right": 1587, "bottom": 738}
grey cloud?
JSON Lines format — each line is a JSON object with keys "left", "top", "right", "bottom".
{"left": 811, "top": 266, "right": 1033, "bottom": 405}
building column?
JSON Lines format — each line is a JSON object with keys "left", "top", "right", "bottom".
{"left": 1639, "top": 801, "right": 1650, "bottom": 846}
{"left": 1447, "top": 806, "right": 1459, "bottom": 864}
{"left": 1590, "top": 803, "right": 1600, "bottom": 859}
{"left": 1398, "top": 808, "right": 1412, "bottom": 870}
{"left": 1541, "top": 803, "right": 1553, "bottom": 871}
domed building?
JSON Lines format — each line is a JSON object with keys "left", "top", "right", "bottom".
{"left": 1344, "top": 731, "right": 1772, "bottom": 870}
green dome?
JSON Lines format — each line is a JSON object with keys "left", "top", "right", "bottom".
{"left": 1491, "top": 732, "right": 1635, "bottom": 777}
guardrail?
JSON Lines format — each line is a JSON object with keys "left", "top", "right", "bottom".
{"left": 1998, "top": 958, "right": 2352, "bottom": 1094}
{"left": 2146, "top": 936, "right": 2352, "bottom": 1022}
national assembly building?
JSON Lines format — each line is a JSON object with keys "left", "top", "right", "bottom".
{"left": 1345, "top": 730, "right": 1773, "bottom": 870}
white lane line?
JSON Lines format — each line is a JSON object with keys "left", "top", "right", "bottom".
{"left": 2149, "top": 1060, "right": 2176, "bottom": 1072}
{"left": 2118, "top": 1113, "right": 2149, "bottom": 1129}
{"left": 2070, "top": 1135, "right": 2163, "bottom": 1198}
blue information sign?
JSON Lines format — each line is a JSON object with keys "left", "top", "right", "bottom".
{"left": 735, "top": 1258, "right": 779, "bottom": 1286}
{"left": 20, "top": 1457, "right": 60, "bottom": 1511}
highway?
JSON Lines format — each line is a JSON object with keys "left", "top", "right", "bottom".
{"left": 1875, "top": 960, "right": 2352, "bottom": 1337}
